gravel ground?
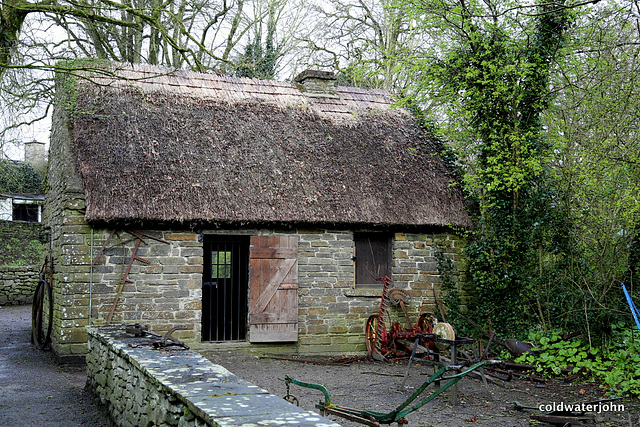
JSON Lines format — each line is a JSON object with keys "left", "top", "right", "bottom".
{"left": 2, "top": 303, "right": 637, "bottom": 426}
{"left": 0, "top": 304, "right": 110, "bottom": 427}
{"left": 202, "top": 348, "right": 639, "bottom": 427}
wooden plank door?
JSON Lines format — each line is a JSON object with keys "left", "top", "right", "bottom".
{"left": 249, "top": 236, "right": 298, "bottom": 342}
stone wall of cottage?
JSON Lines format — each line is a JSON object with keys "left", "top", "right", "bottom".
{"left": 87, "top": 229, "right": 203, "bottom": 335}
{"left": 48, "top": 103, "right": 466, "bottom": 360}
{"left": 43, "top": 211, "right": 465, "bottom": 360}
{"left": 46, "top": 94, "right": 87, "bottom": 361}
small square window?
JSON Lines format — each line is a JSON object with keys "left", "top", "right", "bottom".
{"left": 211, "top": 251, "right": 232, "bottom": 279}
{"left": 354, "top": 233, "right": 392, "bottom": 287}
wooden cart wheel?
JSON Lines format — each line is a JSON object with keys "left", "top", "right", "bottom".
{"left": 31, "top": 280, "right": 43, "bottom": 345}
{"left": 365, "top": 315, "right": 385, "bottom": 358}
{"left": 433, "top": 322, "right": 456, "bottom": 351}
{"left": 32, "top": 278, "right": 53, "bottom": 350}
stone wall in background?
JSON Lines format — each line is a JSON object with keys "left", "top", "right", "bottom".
{"left": 0, "top": 219, "right": 45, "bottom": 237}
{"left": 0, "top": 265, "right": 39, "bottom": 305}
{"left": 0, "top": 220, "right": 45, "bottom": 305}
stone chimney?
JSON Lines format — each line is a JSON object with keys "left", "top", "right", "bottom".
{"left": 24, "top": 141, "right": 46, "bottom": 173}
{"left": 294, "top": 70, "right": 338, "bottom": 98}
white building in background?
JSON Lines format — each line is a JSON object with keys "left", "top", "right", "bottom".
{"left": 0, "top": 193, "right": 44, "bottom": 222}
{"left": 0, "top": 141, "right": 46, "bottom": 222}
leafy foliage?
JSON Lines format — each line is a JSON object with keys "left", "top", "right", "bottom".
{"left": 0, "top": 159, "right": 44, "bottom": 194}
{"left": 517, "top": 325, "right": 640, "bottom": 397}
{"left": 411, "top": 1, "right": 573, "bottom": 337}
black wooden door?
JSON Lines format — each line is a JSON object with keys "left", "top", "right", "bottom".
{"left": 202, "top": 235, "right": 249, "bottom": 341}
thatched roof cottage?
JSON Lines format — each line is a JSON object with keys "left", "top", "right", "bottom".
{"left": 46, "top": 63, "right": 469, "bottom": 362}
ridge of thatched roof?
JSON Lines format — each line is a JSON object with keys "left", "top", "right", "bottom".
{"left": 62, "top": 63, "right": 470, "bottom": 228}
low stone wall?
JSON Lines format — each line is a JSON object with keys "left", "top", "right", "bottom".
{"left": 86, "top": 325, "right": 341, "bottom": 427}
{"left": 0, "top": 219, "right": 45, "bottom": 237}
{"left": 0, "top": 265, "right": 39, "bottom": 305}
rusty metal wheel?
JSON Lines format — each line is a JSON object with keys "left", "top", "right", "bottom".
{"left": 417, "top": 313, "right": 435, "bottom": 334}
{"left": 365, "top": 315, "right": 385, "bottom": 358}
{"left": 417, "top": 313, "right": 436, "bottom": 349}
{"left": 31, "top": 277, "right": 53, "bottom": 350}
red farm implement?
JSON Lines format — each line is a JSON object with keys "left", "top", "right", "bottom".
{"left": 365, "top": 277, "right": 456, "bottom": 361}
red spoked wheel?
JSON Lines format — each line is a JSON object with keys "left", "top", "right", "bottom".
{"left": 417, "top": 313, "right": 436, "bottom": 349}
{"left": 365, "top": 315, "right": 386, "bottom": 359}
{"left": 417, "top": 313, "right": 435, "bottom": 333}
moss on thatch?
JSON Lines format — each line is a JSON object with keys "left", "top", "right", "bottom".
{"left": 65, "top": 65, "right": 469, "bottom": 229}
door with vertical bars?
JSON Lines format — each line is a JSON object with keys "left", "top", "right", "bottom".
{"left": 202, "top": 235, "right": 249, "bottom": 341}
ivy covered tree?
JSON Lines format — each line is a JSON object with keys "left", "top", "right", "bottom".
{"left": 400, "top": 0, "right": 576, "bottom": 336}
{"left": 235, "top": 2, "right": 280, "bottom": 79}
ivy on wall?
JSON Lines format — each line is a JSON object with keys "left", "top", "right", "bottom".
{"left": 424, "top": 2, "right": 573, "bottom": 337}
{"left": 0, "top": 159, "right": 44, "bottom": 194}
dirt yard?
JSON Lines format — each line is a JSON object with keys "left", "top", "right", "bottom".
{"left": 202, "top": 348, "right": 638, "bottom": 427}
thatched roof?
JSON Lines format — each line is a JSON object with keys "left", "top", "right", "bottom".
{"left": 62, "top": 63, "right": 470, "bottom": 228}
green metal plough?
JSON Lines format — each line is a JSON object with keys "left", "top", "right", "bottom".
{"left": 284, "top": 361, "right": 491, "bottom": 426}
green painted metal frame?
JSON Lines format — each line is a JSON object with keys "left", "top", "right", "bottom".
{"left": 285, "top": 361, "right": 488, "bottom": 425}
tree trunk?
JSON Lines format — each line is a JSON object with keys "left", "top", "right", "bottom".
{"left": 0, "top": 0, "right": 30, "bottom": 75}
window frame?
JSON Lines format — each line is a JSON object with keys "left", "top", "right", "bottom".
{"left": 12, "top": 203, "right": 40, "bottom": 222}
{"left": 354, "top": 232, "right": 392, "bottom": 287}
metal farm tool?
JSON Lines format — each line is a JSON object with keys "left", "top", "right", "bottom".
{"left": 125, "top": 324, "right": 190, "bottom": 349}
{"left": 92, "top": 229, "right": 170, "bottom": 325}
{"left": 284, "top": 361, "right": 491, "bottom": 426}
{"left": 366, "top": 277, "right": 444, "bottom": 360}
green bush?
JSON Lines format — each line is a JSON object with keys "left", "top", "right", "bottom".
{"left": 516, "top": 326, "right": 640, "bottom": 397}
{"left": 0, "top": 159, "right": 44, "bottom": 194}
